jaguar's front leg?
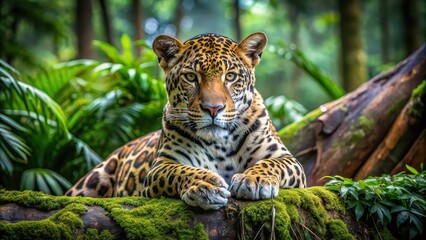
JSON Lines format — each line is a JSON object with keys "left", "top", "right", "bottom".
{"left": 230, "top": 156, "right": 306, "bottom": 200}
{"left": 142, "top": 159, "right": 230, "bottom": 210}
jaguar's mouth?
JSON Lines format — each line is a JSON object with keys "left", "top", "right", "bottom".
{"left": 201, "top": 123, "right": 227, "bottom": 131}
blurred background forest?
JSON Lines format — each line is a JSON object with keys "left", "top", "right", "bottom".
{"left": 0, "top": 0, "right": 425, "bottom": 195}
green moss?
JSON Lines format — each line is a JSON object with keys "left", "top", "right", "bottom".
{"left": 296, "top": 189, "right": 328, "bottom": 237}
{"left": 410, "top": 80, "right": 426, "bottom": 118}
{"left": 411, "top": 80, "right": 426, "bottom": 99}
{"left": 330, "top": 114, "right": 376, "bottom": 151}
{"left": 0, "top": 203, "right": 86, "bottom": 240}
{"left": 357, "top": 116, "right": 374, "bottom": 131}
{"left": 327, "top": 219, "right": 355, "bottom": 240}
{"left": 278, "top": 108, "right": 324, "bottom": 139}
{"left": 110, "top": 197, "right": 207, "bottom": 239}
{"left": 0, "top": 190, "right": 206, "bottom": 239}
{"left": 84, "top": 229, "right": 114, "bottom": 240}
{"left": 389, "top": 98, "right": 406, "bottom": 116}
{"left": 346, "top": 116, "right": 375, "bottom": 144}
{"left": 306, "top": 187, "right": 345, "bottom": 213}
{"left": 0, "top": 190, "right": 152, "bottom": 211}
{"left": 242, "top": 200, "right": 292, "bottom": 239}
{"left": 241, "top": 188, "right": 354, "bottom": 239}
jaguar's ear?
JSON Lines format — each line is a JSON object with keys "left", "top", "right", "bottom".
{"left": 152, "top": 34, "right": 184, "bottom": 69}
{"left": 235, "top": 32, "right": 267, "bottom": 68}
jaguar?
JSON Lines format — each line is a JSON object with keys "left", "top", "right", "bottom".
{"left": 66, "top": 32, "right": 306, "bottom": 210}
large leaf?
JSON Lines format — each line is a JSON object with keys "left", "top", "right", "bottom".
{"left": 0, "top": 60, "right": 69, "bottom": 136}
{"left": 0, "top": 114, "right": 31, "bottom": 170}
{"left": 71, "top": 135, "right": 103, "bottom": 171}
{"left": 20, "top": 168, "right": 71, "bottom": 195}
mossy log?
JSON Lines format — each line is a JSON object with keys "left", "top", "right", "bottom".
{"left": 0, "top": 188, "right": 371, "bottom": 239}
{"left": 279, "top": 45, "right": 426, "bottom": 186}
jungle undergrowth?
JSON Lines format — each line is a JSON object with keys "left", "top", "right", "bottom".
{"left": 325, "top": 164, "right": 426, "bottom": 240}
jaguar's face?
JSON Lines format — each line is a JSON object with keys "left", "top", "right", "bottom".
{"left": 153, "top": 33, "right": 267, "bottom": 139}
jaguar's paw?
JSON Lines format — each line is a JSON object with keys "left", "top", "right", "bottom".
{"left": 181, "top": 176, "right": 230, "bottom": 210}
{"left": 229, "top": 173, "right": 279, "bottom": 200}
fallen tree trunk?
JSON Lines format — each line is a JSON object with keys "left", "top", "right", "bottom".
{"left": 0, "top": 189, "right": 369, "bottom": 239}
{"left": 279, "top": 45, "right": 426, "bottom": 186}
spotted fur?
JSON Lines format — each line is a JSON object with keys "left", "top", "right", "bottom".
{"left": 66, "top": 32, "right": 306, "bottom": 210}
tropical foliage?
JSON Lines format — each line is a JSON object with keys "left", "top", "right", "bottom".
{"left": 325, "top": 165, "right": 426, "bottom": 239}
{"left": 265, "top": 95, "right": 307, "bottom": 129}
{"left": 0, "top": 59, "right": 74, "bottom": 194}
{"left": 0, "top": 35, "right": 166, "bottom": 194}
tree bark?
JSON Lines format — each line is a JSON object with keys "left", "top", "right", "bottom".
{"left": 75, "top": 0, "right": 94, "bottom": 59}
{"left": 98, "top": 0, "right": 114, "bottom": 46}
{"left": 233, "top": 0, "right": 241, "bottom": 42}
{"left": 338, "top": 0, "right": 368, "bottom": 92}
{"left": 174, "top": 0, "right": 184, "bottom": 39}
{"left": 279, "top": 45, "right": 426, "bottom": 186}
{"left": 354, "top": 85, "right": 426, "bottom": 179}
{"left": 0, "top": 189, "right": 371, "bottom": 239}
{"left": 131, "top": 0, "right": 144, "bottom": 57}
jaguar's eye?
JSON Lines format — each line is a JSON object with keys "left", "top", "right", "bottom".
{"left": 225, "top": 72, "right": 237, "bottom": 82}
{"left": 184, "top": 73, "right": 197, "bottom": 82}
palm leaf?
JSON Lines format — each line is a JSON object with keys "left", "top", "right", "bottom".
{"left": 20, "top": 168, "right": 71, "bottom": 195}
{"left": 0, "top": 113, "right": 31, "bottom": 174}
{"left": 0, "top": 60, "right": 69, "bottom": 136}
{"left": 0, "top": 123, "right": 30, "bottom": 162}
{"left": 26, "top": 66, "right": 82, "bottom": 102}
{"left": 71, "top": 135, "right": 103, "bottom": 170}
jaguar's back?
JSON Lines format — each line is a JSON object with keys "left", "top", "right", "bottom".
{"left": 66, "top": 32, "right": 306, "bottom": 210}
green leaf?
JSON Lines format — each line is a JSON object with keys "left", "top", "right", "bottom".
{"left": 50, "top": 170, "right": 72, "bottom": 190}
{"left": 382, "top": 206, "right": 392, "bottom": 223}
{"left": 391, "top": 205, "right": 408, "bottom": 213}
{"left": 110, "top": 64, "right": 124, "bottom": 74}
{"left": 72, "top": 135, "right": 102, "bottom": 170}
{"left": 20, "top": 170, "right": 35, "bottom": 190}
{"left": 406, "top": 165, "right": 419, "bottom": 175}
{"left": 121, "top": 34, "right": 134, "bottom": 65}
{"left": 35, "top": 171, "right": 50, "bottom": 194}
{"left": 93, "top": 40, "right": 122, "bottom": 63}
{"left": 0, "top": 119, "right": 31, "bottom": 165}
{"left": 376, "top": 206, "right": 384, "bottom": 224}
{"left": 340, "top": 185, "right": 349, "bottom": 197}
{"left": 42, "top": 171, "right": 63, "bottom": 195}
{"left": 410, "top": 208, "right": 426, "bottom": 217}
{"left": 355, "top": 203, "right": 364, "bottom": 221}
{"left": 0, "top": 151, "right": 13, "bottom": 174}
{"left": 371, "top": 204, "right": 378, "bottom": 214}
{"left": 1, "top": 70, "right": 69, "bottom": 136}
{"left": 396, "top": 211, "right": 410, "bottom": 228}
{"left": 346, "top": 200, "right": 358, "bottom": 209}
{"left": 410, "top": 214, "right": 422, "bottom": 233}
{"left": 409, "top": 227, "right": 419, "bottom": 240}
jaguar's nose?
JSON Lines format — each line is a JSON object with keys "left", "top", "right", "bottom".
{"left": 200, "top": 103, "right": 225, "bottom": 118}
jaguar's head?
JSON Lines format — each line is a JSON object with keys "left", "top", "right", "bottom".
{"left": 153, "top": 32, "right": 267, "bottom": 139}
